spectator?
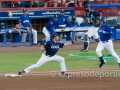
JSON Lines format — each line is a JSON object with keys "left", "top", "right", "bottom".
{"left": 116, "top": 11, "right": 120, "bottom": 29}
{"left": 83, "top": 1, "right": 89, "bottom": 6}
{"left": 19, "top": 8, "right": 38, "bottom": 45}
{"left": 14, "top": 1, "right": 30, "bottom": 8}
{"left": 32, "top": 0, "right": 47, "bottom": 7}
{"left": 53, "top": 0, "right": 66, "bottom": 7}
{"left": 12, "top": 23, "right": 22, "bottom": 43}
{"left": 66, "top": 0, "right": 81, "bottom": 7}
{"left": 89, "top": 0, "right": 94, "bottom": 4}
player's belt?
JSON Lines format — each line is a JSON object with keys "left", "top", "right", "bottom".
{"left": 46, "top": 54, "right": 53, "bottom": 57}
{"left": 101, "top": 40, "right": 108, "bottom": 43}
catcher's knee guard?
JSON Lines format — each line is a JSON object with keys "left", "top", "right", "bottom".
{"left": 95, "top": 38, "right": 100, "bottom": 42}
{"left": 84, "top": 34, "right": 89, "bottom": 41}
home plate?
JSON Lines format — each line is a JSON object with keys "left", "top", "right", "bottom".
{"left": 5, "top": 74, "right": 22, "bottom": 77}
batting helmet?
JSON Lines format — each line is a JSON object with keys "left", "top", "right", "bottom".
{"left": 99, "top": 16, "right": 107, "bottom": 23}
{"left": 0, "top": 22, "right": 5, "bottom": 26}
{"left": 52, "top": 33, "right": 59, "bottom": 39}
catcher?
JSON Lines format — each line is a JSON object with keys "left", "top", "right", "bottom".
{"left": 80, "top": 4, "right": 102, "bottom": 52}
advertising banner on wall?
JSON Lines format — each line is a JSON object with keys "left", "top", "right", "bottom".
{"left": 0, "top": 8, "right": 74, "bottom": 20}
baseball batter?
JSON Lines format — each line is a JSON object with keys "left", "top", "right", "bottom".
{"left": 18, "top": 33, "right": 77, "bottom": 76}
{"left": 80, "top": 4, "right": 102, "bottom": 52}
{"left": 96, "top": 16, "right": 120, "bottom": 68}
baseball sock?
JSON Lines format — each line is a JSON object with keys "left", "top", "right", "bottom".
{"left": 99, "top": 56, "right": 105, "bottom": 63}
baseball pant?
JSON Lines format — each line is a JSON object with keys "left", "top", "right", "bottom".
{"left": 22, "top": 29, "right": 37, "bottom": 44}
{"left": 96, "top": 40, "right": 120, "bottom": 63}
{"left": 24, "top": 54, "right": 66, "bottom": 73}
{"left": 42, "top": 27, "right": 50, "bottom": 42}
{"left": 86, "top": 26, "right": 99, "bottom": 39}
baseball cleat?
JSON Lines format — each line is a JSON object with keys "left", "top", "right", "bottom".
{"left": 60, "top": 72, "right": 68, "bottom": 76}
{"left": 18, "top": 70, "right": 25, "bottom": 75}
{"left": 80, "top": 49, "right": 88, "bottom": 53}
{"left": 99, "top": 60, "right": 106, "bottom": 68}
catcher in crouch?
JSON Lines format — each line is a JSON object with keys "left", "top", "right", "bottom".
{"left": 80, "top": 4, "right": 102, "bottom": 52}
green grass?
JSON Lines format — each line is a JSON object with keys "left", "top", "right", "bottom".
{"left": 0, "top": 49, "right": 120, "bottom": 73}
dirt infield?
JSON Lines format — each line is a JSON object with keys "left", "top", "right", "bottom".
{"left": 0, "top": 40, "right": 120, "bottom": 90}
{"left": 0, "top": 40, "right": 120, "bottom": 53}
{"left": 1, "top": 75, "right": 119, "bottom": 90}
{"left": 1, "top": 69, "right": 120, "bottom": 90}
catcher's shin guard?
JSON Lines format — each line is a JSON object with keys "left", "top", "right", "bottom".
{"left": 84, "top": 42, "right": 89, "bottom": 51}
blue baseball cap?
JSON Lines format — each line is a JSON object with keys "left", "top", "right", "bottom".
{"left": 72, "top": 16, "right": 76, "bottom": 20}
{"left": 22, "top": 8, "right": 27, "bottom": 12}
{"left": 0, "top": 22, "right": 5, "bottom": 26}
{"left": 53, "top": 15, "right": 58, "bottom": 18}
{"left": 60, "top": 9, "right": 65, "bottom": 13}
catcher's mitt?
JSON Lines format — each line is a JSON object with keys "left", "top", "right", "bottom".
{"left": 74, "top": 33, "right": 78, "bottom": 42}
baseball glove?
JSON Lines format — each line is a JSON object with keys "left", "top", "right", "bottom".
{"left": 74, "top": 33, "right": 78, "bottom": 42}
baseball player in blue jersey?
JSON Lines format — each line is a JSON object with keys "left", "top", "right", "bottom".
{"left": 19, "top": 8, "right": 38, "bottom": 45}
{"left": 0, "top": 22, "right": 9, "bottom": 43}
{"left": 80, "top": 4, "right": 101, "bottom": 52}
{"left": 79, "top": 16, "right": 89, "bottom": 27}
{"left": 96, "top": 16, "right": 120, "bottom": 68}
{"left": 77, "top": 16, "right": 89, "bottom": 40}
{"left": 71, "top": 16, "right": 79, "bottom": 40}
{"left": 18, "top": 33, "right": 77, "bottom": 76}
{"left": 65, "top": 16, "right": 72, "bottom": 27}
{"left": 71, "top": 16, "right": 79, "bottom": 27}
{"left": 42, "top": 15, "right": 61, "bottom": 42}
{"left": 12, "top": 23, "right": 22, "bottom": 43}
{"left": 58, "top": 9, "right": 67, "bottom": 25}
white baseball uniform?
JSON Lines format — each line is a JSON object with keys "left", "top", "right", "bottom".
{"left": 22, "top": 29, "right": 37, "bottom": 44}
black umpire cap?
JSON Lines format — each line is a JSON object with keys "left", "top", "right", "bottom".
{"left": 52, "top": 33, "right": 59, "bottom": 39}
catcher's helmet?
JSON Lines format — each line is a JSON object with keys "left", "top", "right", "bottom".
{"left": 99, "top": 16, "right": 107, "bottom": 23}
{"left": 84, "top": 4, "right": 90, "bottom": 9}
